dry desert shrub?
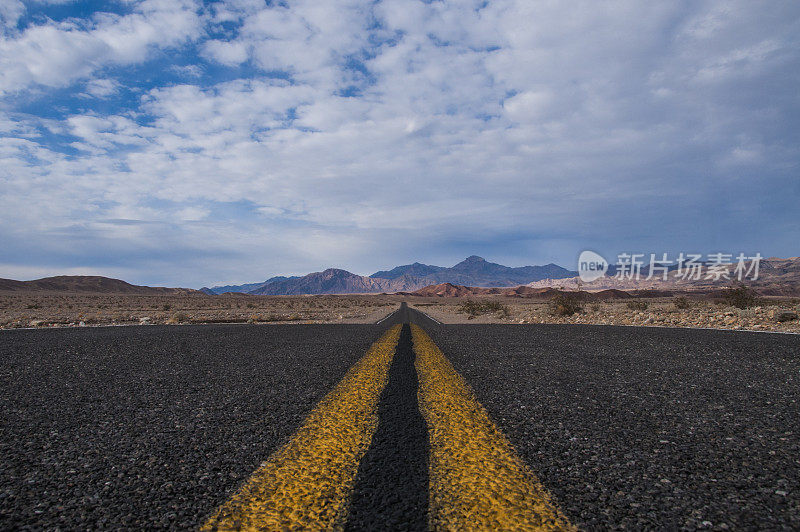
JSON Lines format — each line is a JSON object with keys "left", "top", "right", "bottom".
{"left": 168, "top": 312, "right": 189, "bottom": 324}
{"left": 458, "top": 299, "right": 510, "bottom": 318}
{"left": 673, "top": 296, "right": 691, "bottom": 310}
{"left": 723, "top": 283, "right": 758, "bottom": 309}
{"left": 549, "top": 293, "right": 583, "bottom": 316}
{"left": 626, "top": 300, "right": 649, "bottom": 311}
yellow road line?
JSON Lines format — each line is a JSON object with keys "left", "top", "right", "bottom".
{"left": 202, "top": 324, "right": 402, "bottom": 531}
{"left": 411, "top": 324, "right": 575, "bottom": 531}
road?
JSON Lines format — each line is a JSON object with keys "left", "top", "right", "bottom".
{"left": 424, "top": 321, "right": 800, "bottom": 529}
{"left": 0, "top": 324, "right": 385, "bottom": 529}
{"left": 1, "top": 305, "right": 799, "bottom": 529}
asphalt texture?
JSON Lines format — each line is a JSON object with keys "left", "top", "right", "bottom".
{"left": 0, "top": 324, "right": 384, "bottom": 529}
{"left": 424, "top": 322, "right": 800, "bottom": 530}
{"left": 4, "top": 309, "right": 800, "bottom": 530}
{"left": 345, "top": 323, "right": 429, "bottom": 530}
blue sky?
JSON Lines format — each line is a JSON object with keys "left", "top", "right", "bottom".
{"left": 1, "top": 0, "right": 798, "bottom": 287}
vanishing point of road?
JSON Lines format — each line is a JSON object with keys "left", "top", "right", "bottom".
{"left": 1, "top": 303, "right": 798, "bottom": 529}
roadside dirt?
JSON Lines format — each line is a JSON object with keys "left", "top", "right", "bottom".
{"left": 0, "top": 293, "right": 401, "bottom": 329}
{"left": 410, "top": 297, "right": 800, "bottom": 333}
{"left": 3, "top": 292, "right": 798, "bottom": 334}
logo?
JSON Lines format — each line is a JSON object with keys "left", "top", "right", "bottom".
{"left": 578, "top": 250, "right": 608, "bottom": 283}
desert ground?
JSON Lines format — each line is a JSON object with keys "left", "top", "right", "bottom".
{"left": 0, "top": 293, "right": 399, "bottom": 328}
{"left": 411, "top": 296, "right": 800, "bottom": 333}
{"left": 1, "top": 292, "right": 798, "bottom": 333}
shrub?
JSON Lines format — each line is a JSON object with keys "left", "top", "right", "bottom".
{"left": 673, "top": 296, "right": 691, "bottom": 310}
{"left": 626, "top": 300, "right": 649, "bottom": 311}
{"left": 170, "top": 312, "right": 189, "bottom": 324}
{"left": 722, "top": 283, "right": 758, "bottom": 309}
{"left": 549, "top": 293, "right": 583, "bottom": 316}
{"left": 457, "top": 299, "right": 510, "bottom": 318}
{"left": 456, "top": 300, "right": 475, "bottom": 316}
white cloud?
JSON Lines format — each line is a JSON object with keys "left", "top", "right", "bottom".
{"left": 169, "top": 64, "right": 203, "bottom": 78}
{"left": 82, "top": 78, "right": 120, "bottom": 98}
{"left": 0, "top": 0, "right": 203, "bottom": 94}
{"left": 503, "top": 91, "right": 555, "bottom": 122}
{"left": 175, "top": 206, "right": 209, "bottom": 221}
{"left": 201, "top": 39, "right": 248, "bottom": 65}
{"left": 0, "top": 0, "right": 25, "bottom": 35}
{"left": 1, "top": 0, "right": 799, "bottom": 285}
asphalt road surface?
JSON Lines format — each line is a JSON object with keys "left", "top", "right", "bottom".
{"left": 0, "top": 324, "right": 385, "bottom": 529}
{"left": 425, "top": 322, "right": 800, "bottom": 530}
{"left": 2, "top": 307, "right": 799, "bottom": 529}
{"left": 345, "top": 323, "right": 429, "bottom": 530}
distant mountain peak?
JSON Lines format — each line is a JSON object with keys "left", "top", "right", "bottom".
{"left": 451, "top": 255, "right": 497, "bottom": 272}
{"left": 321, "top": 268, "right": 353, "bottom": 276}
{"left": 369, "top": 261, "right": 446, "bottom": 280}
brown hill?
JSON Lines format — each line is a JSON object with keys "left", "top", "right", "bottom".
{"left": 502, "top": 286, "right": 562, "bottom": 298}
{"left": 410, "top": 283, "right": 493, "bottom": 297}
{"left": 0, "top": 275, "right": 198, "bottom": 295}
{"left": 595, "top": 289, "right": 635, "bottom": 299}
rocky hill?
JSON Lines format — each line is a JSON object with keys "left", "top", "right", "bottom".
{"left": 0, "top": 276, "right": 197, "bottom": 294}
{"left": 370, "top": 262, "right": 446, "bottom": 279}
{"left": 249, "top": 269, "right": 412, "bottom": 295}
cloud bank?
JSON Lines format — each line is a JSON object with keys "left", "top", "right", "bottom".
{"left": 1, "top": 0, "right": 798, "bottom": 286}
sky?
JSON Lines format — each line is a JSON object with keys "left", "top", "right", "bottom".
{"left": 1, "top": 0, "right": 798, "bottom": 288}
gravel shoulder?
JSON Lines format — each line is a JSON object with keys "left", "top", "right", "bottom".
{"left": 413, "top": 298, "right": 800, "bottom": 333}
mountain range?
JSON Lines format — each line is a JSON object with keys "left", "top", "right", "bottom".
{"left": 3, "top": 256, "right": 798, "bottom": 296}
{"left": 204, "top": 256, "right": 578, "bottom": 295}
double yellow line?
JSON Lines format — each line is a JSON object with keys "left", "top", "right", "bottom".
{"left": 203, "top": 324, "right": 573, "bottom": 531}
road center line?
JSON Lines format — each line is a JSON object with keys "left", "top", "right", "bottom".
{"left": 411, "top": 324, "right": 575, "bottom": 531}
{"left": 201, "top": 324, "right": 402, "bottom": 531}
{"left": 345, "top": 323, "right": 429, "bottom": 529}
